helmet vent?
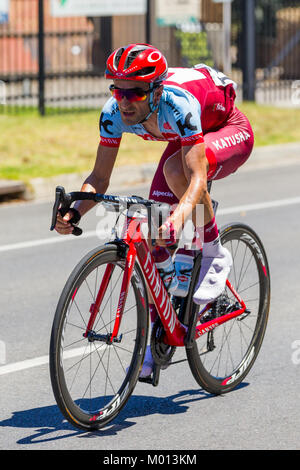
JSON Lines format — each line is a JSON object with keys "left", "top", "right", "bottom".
{"left": 126, "top": 66, "right": 156, "bottom": 78}
{"left": 124, "top": 46, "right": 147, "bottom": 69}
{"left": 114, "top": 48, "right": 125, "bottom": 69}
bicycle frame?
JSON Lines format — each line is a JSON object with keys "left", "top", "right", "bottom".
{"left": 83, "top": 213, "right": 247, "bottom": 349}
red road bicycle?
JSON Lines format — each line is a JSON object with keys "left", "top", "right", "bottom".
{"left": 49, "top": 183, "right": 270, "bottom": 431}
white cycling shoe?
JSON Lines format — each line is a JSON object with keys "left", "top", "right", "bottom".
{"left": 193, "top": 246, "right": 233, "bottom": 305}
{"left": 139, "top": 346, "right": 154, "bottom": 378}
{"left": 139, "top": 345, "right": 171, "bottom": 378}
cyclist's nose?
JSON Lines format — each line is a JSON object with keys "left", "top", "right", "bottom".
{"left": 120, "top": 96, "right": 135, "bottom": 110}
{"left": 121, "top": 96, "right": 130, "bottom": 105}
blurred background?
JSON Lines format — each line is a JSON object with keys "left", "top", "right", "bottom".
{"left": 1, "top": 0, "right": 300, "bottom": 115}
{"left": 1, "top": 3, "right": 300, "bottom": 450}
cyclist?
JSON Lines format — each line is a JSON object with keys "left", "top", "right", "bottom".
{"left": 55, "top": 43, "right": 254, "bottom": 378}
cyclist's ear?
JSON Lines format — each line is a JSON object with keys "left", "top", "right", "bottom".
{"left": 154, "top": 85, "right": 163, "bottom": 104}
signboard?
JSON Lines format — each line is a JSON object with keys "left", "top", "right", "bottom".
{"left": 156, "top": 0, "right": 199, "bottom": 26}
{"left": 0, "top": 0, "right": 9, "bottom": 24}
{"left": 50, "top": 0, "right": 147, "bottom": 17}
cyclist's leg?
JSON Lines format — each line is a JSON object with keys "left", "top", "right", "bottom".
{"left": 138, "top": 143, "right": 182, "bottom": 378}
{"left": 193, "top": 107, "right": 254, "bottom": 303}
{"left": 149, "top": 141, "right": 180, "bottom": 206}
{"left": 150, "top": 141, "right": 229, "bottom": 302}
{"left": 204, "top": 107, "right": 254, "bottom": 182}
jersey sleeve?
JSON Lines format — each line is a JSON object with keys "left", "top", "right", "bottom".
{"left": 99, "top": 98, "right": 123, "bottom": 148}
{"left": 164, "top": 88, "right": 204, "bottom": 146}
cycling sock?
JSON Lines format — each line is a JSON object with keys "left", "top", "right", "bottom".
{"left": 193, "top": 217, "right": 233, "bottom": 304}
{"left": 191, "top": 216, "right": 219, "bottom": 251}
{"left": 139, "top": 305, "right": 156, "bottom": 378}
{"left": 140, "top": 345, "right": 154, "bottom": 378}
{"left": 203, "top": 216, "right": 219, "bottom": 242}
{"left": 202, "top": 236, "right": 223, "bottom": 258}
{"left": 202, "top": 216, "right": 223, "bottom": 258}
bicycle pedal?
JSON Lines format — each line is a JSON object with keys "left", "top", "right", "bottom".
{"left": 152, "top": 364, "right": 161, "bottom": 386}
{"left": 138, "top": 376, "right": 153, "bottom": 384}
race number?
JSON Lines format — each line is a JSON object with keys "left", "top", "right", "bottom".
{"left": 167, "top": 67, "right": 206, "bottom": 85}
{"left": 194, "top": 63, "right": 236, "bottom": 88}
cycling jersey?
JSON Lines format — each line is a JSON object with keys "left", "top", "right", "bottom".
{"left": 99, "top": 65, "right": 237, "bottom": 148}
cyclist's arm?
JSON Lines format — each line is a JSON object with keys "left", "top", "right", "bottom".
{"left": 161, "top": 91, "right": 212, "bottom": 234}
{"left": 73, "top": 143, "right": 119, "bottom": 216}
{"left": 55, "top": 143, "right": 118, "bottom": 234}
{"left": 160, "top": 142, "right": 214, "bottom": 238}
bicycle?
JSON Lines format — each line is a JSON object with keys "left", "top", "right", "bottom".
{"left": 49, "top": 182, "right": 270, "bottom": 431}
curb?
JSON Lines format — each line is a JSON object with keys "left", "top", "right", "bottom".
{"left": 1, "top": 142, "right": 300, "bottom": 201}
{"left": 0, "top": 179, "right": 26, "bottom": 197}
{"left": 28, "top": 162, "right": 158, "bottom": 201}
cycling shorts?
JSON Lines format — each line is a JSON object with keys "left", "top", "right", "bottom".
{"left": 149, "top": 107, "right": 254, "bottom": 204}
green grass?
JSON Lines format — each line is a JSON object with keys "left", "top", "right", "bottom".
{"left": 0, "top": 103, "right": 300, "bottom": 182}
{"left": 237, "top": 102, "right": 300, "bottom": 146}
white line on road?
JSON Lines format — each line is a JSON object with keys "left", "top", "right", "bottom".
{"left": 0, "top": 347, "right": 94, "bottom": 376}
{"left": 1, "top": 196, "right": 300, "bottom": 254}
{"left": 0, "top": 355, "right": 50, "bottom": 375}
{"left": 218, "top": 196, "right": 300, "bottom": 215}
{"left": 0, "top": 229, "right": 97, "bottom": 253}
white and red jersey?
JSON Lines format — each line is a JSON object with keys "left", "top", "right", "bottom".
{"left": 99, "top": 64, "right": 237, "bottom": 148}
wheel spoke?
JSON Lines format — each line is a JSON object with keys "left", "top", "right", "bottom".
{"left": 50, "top": 247, "right": 148, "bottom": 430}
{"left": 187, "top": 226, "right": 270, "bottom": 394}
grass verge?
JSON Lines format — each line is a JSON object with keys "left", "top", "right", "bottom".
{"left": 0, "top": 103, "right": 299, "bottom": 182}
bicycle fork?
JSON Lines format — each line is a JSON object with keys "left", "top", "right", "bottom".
{"left": 82, "top": 242, "right": 137, "bottom": 344}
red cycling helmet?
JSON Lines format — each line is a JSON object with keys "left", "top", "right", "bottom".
{"left": 105, "top": 43, "right": 168, "bottom": 84}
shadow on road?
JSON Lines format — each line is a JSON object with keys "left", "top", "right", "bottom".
{"left": 1, "top": 383, "right": 248, "bottom": 446}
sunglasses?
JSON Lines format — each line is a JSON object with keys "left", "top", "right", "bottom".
{"left": 109, "top": 85, "right": 150, "bottom": 103}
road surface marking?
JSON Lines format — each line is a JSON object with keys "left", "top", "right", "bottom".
{"left": 0, "top": 346, "right": 98, "bottom": 376}
{"left": 1, "top": 196, "right": 300, "bottom": 254}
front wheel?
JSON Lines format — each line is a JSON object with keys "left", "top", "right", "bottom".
{"left": 186, "top": 223, "right": 270, "bottom": 394}
{"left": 49, "top": 244, "right": 148, "bottom": 430}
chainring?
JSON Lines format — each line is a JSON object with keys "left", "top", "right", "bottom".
{"left": 150, "top": 318, "right": 176, "bottom": 366}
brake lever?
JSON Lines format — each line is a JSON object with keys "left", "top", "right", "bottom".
{"left": 50, "top": 186, "right": 82, "bottom": 236}
{"left": 50, "top": 186, "right": 65, "bottom": 231}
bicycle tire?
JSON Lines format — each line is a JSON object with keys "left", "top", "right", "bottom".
{"left": 49, "top": 243, "right": 148, "bottom": 431}
{"left": 186, "top": 223, "right": 270, "bottom": 394}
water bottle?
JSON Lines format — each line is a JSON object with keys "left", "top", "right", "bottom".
{"left": 173, "top": 248, "right": 195, "bottom": 297}
{"left": 152, "top": 246, "right": 178, "bottom": 294}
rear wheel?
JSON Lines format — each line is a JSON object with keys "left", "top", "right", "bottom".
{"left": 186, "top": 223, "right": 270, "bottom": 394}
{"left": 49, "top": 244, "right": 148, "bottom": 430}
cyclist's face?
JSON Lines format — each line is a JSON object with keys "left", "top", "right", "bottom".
{"left": 112, "top": 79, "right": 152, "bottom": 125}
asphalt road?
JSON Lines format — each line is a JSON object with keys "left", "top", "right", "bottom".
{"left": 0, "top": 161, "right": 300, "bottom": 452}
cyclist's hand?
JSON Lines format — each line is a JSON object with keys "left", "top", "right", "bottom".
{"left": 157, "top": 220, "right": 177, "bottom": 247}
{"left": 55, "top": 209, "right": 79, "bottom": 235}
